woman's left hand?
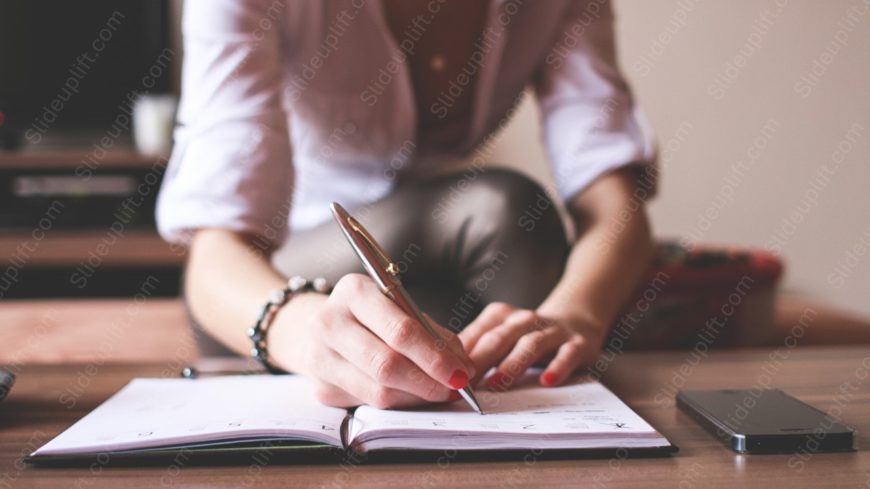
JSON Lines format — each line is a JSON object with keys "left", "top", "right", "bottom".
{"left": 458, "top": 302, "right": 607, "bottom": 391}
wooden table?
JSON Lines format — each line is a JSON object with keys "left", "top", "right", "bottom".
{"left": 2, "top": 347, "right": 869, "bottom": 488}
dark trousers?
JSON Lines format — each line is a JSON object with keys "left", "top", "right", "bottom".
{"left": 192, "top": 168, "right": 571, "bottom": 356}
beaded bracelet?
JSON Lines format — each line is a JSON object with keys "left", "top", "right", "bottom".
{"left": 247, "top": 276, "right": 332, "bottom": 374}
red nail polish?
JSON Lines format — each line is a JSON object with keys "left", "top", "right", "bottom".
{"left": 447, "top": 391, "right": 462, "bottom": 402}
{"left": 541, "top": 371, "right": 558, "bottom": 386}
{"left": 486, "top": 372, "right": 506, "bottom": 391}
{"left": 448, "top": 370, "right": 469, "bottom": 390}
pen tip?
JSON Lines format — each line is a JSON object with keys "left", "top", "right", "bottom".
{"left": 458, "top": 387, "right": 484, "bottom": 415}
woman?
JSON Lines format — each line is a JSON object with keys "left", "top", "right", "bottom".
{"left": 157, "top": 0, "right": 657, "bottom": 409}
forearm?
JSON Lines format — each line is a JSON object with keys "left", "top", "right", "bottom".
{"left": 185, "top": 228, "right": 325, "bottom": 360}
{"left": 537, "top": 171, "right": 655, "bottom": 336}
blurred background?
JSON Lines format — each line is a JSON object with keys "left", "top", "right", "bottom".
{"left": 1, "top": 0, "right": 868, "bottom": 363}
{"left": 495, "top": 0, "right": 870, "bottom": 320}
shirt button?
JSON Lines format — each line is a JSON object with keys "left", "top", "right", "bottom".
{"left": 342, "top": 121, "right": 357, "bottom": 135}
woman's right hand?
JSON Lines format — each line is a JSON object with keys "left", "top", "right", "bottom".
{"left": 269, "top": 274, "right": 477, "bottom": 409}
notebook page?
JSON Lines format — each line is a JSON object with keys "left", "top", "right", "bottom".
{"left": 34, "top": 375, "right": 347, "bottom": 456}
{"left": 350, "top": 375, "right": 661, "bottom": 449}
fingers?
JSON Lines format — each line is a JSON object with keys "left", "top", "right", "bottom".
{"left": 466, "top": 309, "right": 543, "bottom": 385}
{"left": 311, "top": 349, "right": 430, "bottom": 409}
{"left": 425, "top": 313, "right": 476, "bottom": 373}
{"left": 463, "top": 305, "right": 594, "bottom": 391}
{"left": 334, "top": 274, "right": 475, "bottom": 390}
{"left": 540, "top": 338, "right": 588, "bottom": 387}
{"left": 459, "top": 302, "right": 514, "bottom": 352}
{"left": 323, "top": 275, "right": 594, "bottom": 403}
{"left": 487, "top": 326, "right": 567, "bottom": 391}
{"left": 325, "top": 309, "right": 453, "bottom": 403}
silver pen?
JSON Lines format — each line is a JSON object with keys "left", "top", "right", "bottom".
{"left": 330, "top": 202, "right": 484, "bottom": 414}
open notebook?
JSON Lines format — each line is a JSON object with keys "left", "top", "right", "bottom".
{"left": 28, "top": 373, "right": 675, "bottom": 463}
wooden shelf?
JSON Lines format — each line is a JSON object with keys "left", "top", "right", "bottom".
{"left": 0, "top": 149, "right": 167, "bottom": 170}
{"left": 0, "top": 230, "right": 184, "bottom": 267}
{"left": 0, "top": 148, "right": 181, "bottom": 274}
{"left": 0, "top": 298, "right": 191, "bottom": 363}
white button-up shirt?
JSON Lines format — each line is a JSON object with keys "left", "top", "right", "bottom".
{"left": 156, "top": 0, "right": 656, "bottom": 245}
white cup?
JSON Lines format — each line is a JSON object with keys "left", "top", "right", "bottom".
{"left": 133, "top": 94, "right": 177, "bottom": 155}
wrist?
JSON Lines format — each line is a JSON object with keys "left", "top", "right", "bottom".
{"left": 267, "top": 291, "right": 329, "bottom": 372}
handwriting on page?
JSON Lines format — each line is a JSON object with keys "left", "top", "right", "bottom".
{"left": 352, "top": 376, "right": 656, "bottom": 437}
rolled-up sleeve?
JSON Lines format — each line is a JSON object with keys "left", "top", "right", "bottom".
{"left": 535, "top": 0, "right": 657, "bottom": 203}
{"left": 156, "top": 0, "right": 292, "bottom": 245}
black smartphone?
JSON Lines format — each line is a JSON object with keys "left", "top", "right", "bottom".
{"left": 677, "top": 389, "right": 855, "bottom": 454}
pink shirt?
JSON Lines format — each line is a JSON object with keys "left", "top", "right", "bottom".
{"left": 156, "top": 0, "right": 656, "bottom": 245}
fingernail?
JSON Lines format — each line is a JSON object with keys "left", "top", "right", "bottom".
{"left": 447, "top": 391, "right": 462, "bottom": 402}
{"left": 448, "top": 370, "right": 469, "bottom": 390}
{"left": 541, "top": 371, "right": 559, "bottom": 387}
{"left": 486, "top": 372, "right": 506, "bottom": 391}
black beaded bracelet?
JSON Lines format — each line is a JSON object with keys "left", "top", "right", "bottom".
{"left": 247, "top": 276, "right": 332, "bottom": 374}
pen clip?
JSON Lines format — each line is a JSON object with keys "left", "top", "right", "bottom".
{"left": 348, "top": 216, "right": 399, "bottom": 278}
